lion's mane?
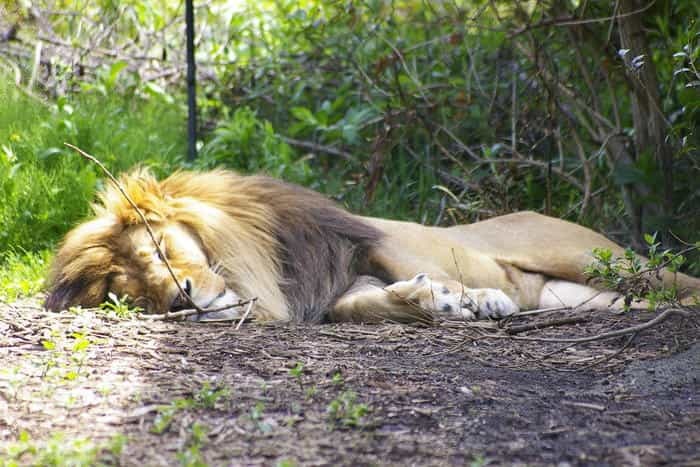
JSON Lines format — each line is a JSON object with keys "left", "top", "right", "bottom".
{"left": 46, "top": 169, "right": 382, "bottom": 321}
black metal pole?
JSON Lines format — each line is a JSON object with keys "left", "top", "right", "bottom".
{"left": 185, "top": 0, "right": 197, "bottom": 161}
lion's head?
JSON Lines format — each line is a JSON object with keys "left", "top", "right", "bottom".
{"left": 46, "top": 169, "right": 288, "bottom": 320}
{"left": 46, "top": 168, "right": 381, "bottom": 322}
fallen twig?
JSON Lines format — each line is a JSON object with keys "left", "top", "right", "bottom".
{"left": 280, "top": 136, "right": 354, "bottom": 162}
{"left": 561, "top": 401, "right": 606, "bottom": 411}
{"left": 510, "top": 306, "right": 571, "bottom": 317}
{"left": 505, "top": 316, "right": 590, "bottom": 335}
{"left": 576, "top": 332, "right": 637, "bottom": 370}
{"left": 139, "top": 298, "right": 257, "bottom": 322}
{"left": 504, "top": 307, "right": 691, "bottom": 344}
{"left": 236, "top": 299, "right": 256, "bottom": 330}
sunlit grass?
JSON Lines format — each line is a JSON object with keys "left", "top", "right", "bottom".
{"left": 0, "top": 250, "right": 52, "bottom": 302}
{"left": 0, "top": 75, "right": 187, "bottom": 254}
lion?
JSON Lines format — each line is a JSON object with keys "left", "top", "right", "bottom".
{"left": 45, "top": 169, "right": 700, "bottom": 323}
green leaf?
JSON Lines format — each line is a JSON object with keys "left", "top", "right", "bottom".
{"left": 644, "top": 233, "right": 657, "bottom": 245}
{"left": 106, "top": 61, "right": 128, "bottom": 87}
{"left": 290, "top": 107, "right": 318, "bottom": 125}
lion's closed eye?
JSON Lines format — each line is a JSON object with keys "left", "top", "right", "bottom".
{"left": 152, "top": 236, "right": 167, "bottom": 263}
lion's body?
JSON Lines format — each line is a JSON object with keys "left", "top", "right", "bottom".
{"left": 46, "top": 170, "right": 700, "bottom": 323}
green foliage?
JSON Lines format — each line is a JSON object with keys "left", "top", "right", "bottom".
{"left": 99, "top": 293, "right": 142, "bottom": 318}
{"left": 326, "top": 390, "right": 369, "bottom": 428}
{"left": 0, "top": 250, "right": 51, "bottom": 302}
{"left": 0, "top": 75, "right": 186, "bottom": 257}
{"left": 151, "top": 382, "right": 229, "bottom": 434}
{"left": 584, "top": 234, "right": 692, "bottom": 310}
{"left": 0, "top": 431, "right": 124, "bottom": 466}
{"left": 199, "top": 107, "right": 312, "bottom": 185}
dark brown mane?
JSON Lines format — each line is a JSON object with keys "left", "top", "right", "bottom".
{"left": 250, "top": 176, "right": 383, "bottom": 322}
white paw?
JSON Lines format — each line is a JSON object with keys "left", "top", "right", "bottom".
{"left": 386, "top": 274, "right": 518, "bottom": 321}
{"left": 468, "top": 288, "right": 519, "bottom": 319}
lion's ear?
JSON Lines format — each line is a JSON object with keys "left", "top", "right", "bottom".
{"left": 45, "top": 275, "right": 108, "bottom": 312}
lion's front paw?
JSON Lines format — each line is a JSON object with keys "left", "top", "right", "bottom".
{"left": 467, "top": 288, "right": 519, "bottom": 319}
{"left": 385, "top": 274, "right": 518, "bottom": 321}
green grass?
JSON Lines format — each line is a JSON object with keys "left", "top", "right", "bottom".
{"left": 0, "top": 431, "right": 124, "bottom": 467}
{"left": 0, "top": 250, "right": 51, "bottom": 302}
{"left": 0, "top": 76, "right": 187, "bottom": 255}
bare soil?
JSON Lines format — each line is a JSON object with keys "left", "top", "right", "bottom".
{"left": 1, "top": 297, "right": 699, "bottom": 466}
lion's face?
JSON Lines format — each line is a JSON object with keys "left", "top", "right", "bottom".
{"left": 47, "top": 216, "right": 243, "bottom": 318}
{"left": 47, "top": 169, "right": 296, "bottom": 321}
{"left": 110, "top": 222, "right": 241, "bottom": 315}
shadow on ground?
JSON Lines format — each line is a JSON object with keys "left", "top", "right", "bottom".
{"left": 1, "top": 298, "right": 698, "bottom": 466}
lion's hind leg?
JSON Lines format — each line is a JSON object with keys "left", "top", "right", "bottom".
{"left": 539, "top": 280, "right": 650, "bottom": 311}
{"left": 329, "top": 274, "right": 519, "bottom": 324}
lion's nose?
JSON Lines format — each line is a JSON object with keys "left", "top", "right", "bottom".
{"left": 171, "top": 278, "right": 193, "bottom": 311}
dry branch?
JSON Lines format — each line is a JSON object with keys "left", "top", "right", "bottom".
{"left": 506, "top": 307, "right": 691, "bottom": 344}
{"left": 505, "top": 316, "right": 590, "bottom": 335}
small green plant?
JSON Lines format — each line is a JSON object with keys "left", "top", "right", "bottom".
{"left": 331, "top": 371, "right": 344, "bottom": 386}
{"left": 246, "top": 401, "right": 273, "bottom": 433}
{"left": 470, "top": 454, "right": 489, "bottom": 467}
{"left": 0, "top": 431, "right": 110, "bottom": 466}
{"left": 288, "top": 362, "right": 305, "bottom": 391}
{"left": 276, "top": 459, "right": 298, "bottom": 467}
{"left": 249, "top": 401, "right": 265, "bottom": 421}
{"left": 64, "top": 332, "right": 92, "bottom": 381}
{"left": 151, "top": 382, "right": 230, "bottom": 434}
{"left": 326, "top": 390, "right": 369, "bottom": 428}
{"left": 584, "top": 233, "right": 695, "bottom": 310}
{"left": 176, "top": 422, "right": 209, "bottom": 467}
{"left": 151, "top": 398, "right": 193, "bottom": 435}
{"left": 38, "top": 328, "right": 95, "bottom": 381}
{"left": 194, "top": 382, "right": 230, "bottom": 409}
{"left": 99, "top": 293, "right": 142, "bottom": 318}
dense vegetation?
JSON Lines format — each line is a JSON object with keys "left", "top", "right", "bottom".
{"left": 0, "top": 0, "right": 698, "bottom": 302}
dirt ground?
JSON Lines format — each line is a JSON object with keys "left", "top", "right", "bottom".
{"left": 1, "top": 297, "right": 699, "bottom": 466}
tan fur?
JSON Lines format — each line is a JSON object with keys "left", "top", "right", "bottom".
{"left": 46, "top": 169, "right": 700, "bottom": 323}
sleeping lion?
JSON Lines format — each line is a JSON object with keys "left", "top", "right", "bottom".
{"left": 46, "top": 169, "right": 700, "bottom": 322}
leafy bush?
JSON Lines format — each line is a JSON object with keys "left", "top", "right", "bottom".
{"left": 585, "top": 233, "right": 696, "bottom": 310}
{"left": 199, "top": 107, "right": 312, "bottom": 185}
{"left": 0, "top": 76, "right": 186, "bottom": 254}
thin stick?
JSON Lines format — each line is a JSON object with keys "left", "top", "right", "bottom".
{"left": 576, "top": 332, "right": 637, "bottom": 370}
{"left": 505, "top": 316, "right": 589, "bottom": 335}
{"left": 140, "top": 298, "right": 256, "bottom": 321}
{"left": 235, "top": 299, "right": 256, "bottom": 330}
{"left": 510, "top": 306, "right": 570, "bottom": 317}
{"left": 504, "top": 307, "right": 690, "bottom": 344}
